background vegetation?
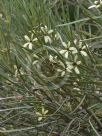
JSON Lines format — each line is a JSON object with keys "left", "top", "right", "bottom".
{"left": 0, "top": 0, "right": 102, "bottom": 135}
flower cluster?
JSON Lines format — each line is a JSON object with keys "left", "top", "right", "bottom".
{"left": 23, "top": 25, "right": 60, "bottom": 50}
{"left": 57, "top": 55, "right": 81, "bottom": 76}
{"left": 23, "top": 25, "right": 88, "bottom": 76}
{"left": 59, "top": 40, "right": 88, "bottom": 58}
{"left": 59, "top": 39, "right": 88, "bottom": 75}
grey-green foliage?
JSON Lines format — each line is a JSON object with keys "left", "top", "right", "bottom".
{"left": 0, "top": 0, "right": 102, "bottom": 136}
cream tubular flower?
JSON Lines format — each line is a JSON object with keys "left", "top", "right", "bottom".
{"left": 57, "top": 61, "right": 72, "bottom": 76}
{"left": 78, "top": 41, "right": 88, "bottom": 56}
{"left": 41, "top": 25, "right": 53, "bottom": 34}
{"left": 36, "top": 106, "right": 48, "bottom": 121}
{"left": 74, "top": 40, "right": 88, "bottom": 56}
{"left": 54, "top": 32, "right": 60, "bottom": 40}
{"left": 88, "top": 0, "right": 102, "bottom": 9}
{"left": 23, "top": 33, "right": 37, "bottom": 50}
{"left": 66, "top": 55, "right": 81, "bottom": 74}
{"left": 44, "top": 35, "right": 52, "bottom": 44}
{"left": 60, "top": 41, "right": 77, "bottom": 59}
{"left": 49, "top": 55, "right": 57, "bottom": 63}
